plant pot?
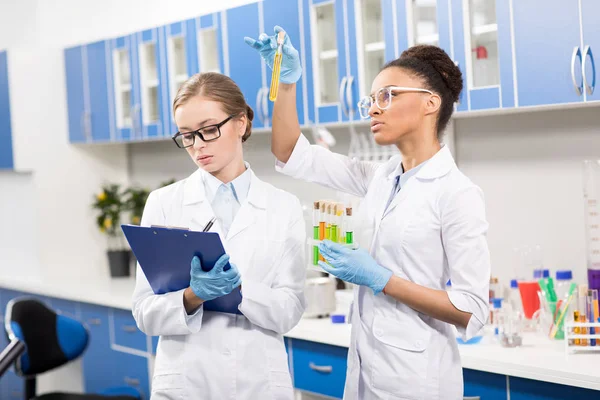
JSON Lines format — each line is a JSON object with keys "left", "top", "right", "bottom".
{"left": 107, "top": 250, "right": 131, "bottom": 277}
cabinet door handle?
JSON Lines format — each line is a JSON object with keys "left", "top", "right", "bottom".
{"left": 309, "top": 362, "right": 333, "bottom": 374}
{"left": 583, "top": 45, "right": 596, "bottom": 95}
{"left": 339, "top": 76, "right": 348, "bottom": 116}
{"left": 122, "top": 325, "right": 138, "bottom": 333}
{"left": 124, "top": 376, "right": 140, "bottom": 386}
{"left": 571, "top": 46, "right": 583, "bottom": 96}
{"left": 87, "top": 318, "right": 102, "bottom": 326}
{"left": 345, "top": 75, "right": 355, "bottom": 117}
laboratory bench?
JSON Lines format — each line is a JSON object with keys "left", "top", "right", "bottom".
{"left": 1, "top": 274, "right": 600, "bottom": 399}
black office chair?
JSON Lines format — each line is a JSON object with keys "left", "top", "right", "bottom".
{"left": 3, "top": 297, "right": 141, "bottom": 400}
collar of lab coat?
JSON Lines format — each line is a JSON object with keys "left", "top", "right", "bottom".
{"left": 182, "top": 165, "right": 267, "bottom": 209}
{"left": 386, "top": 144, "right": 455, "bottom": 181}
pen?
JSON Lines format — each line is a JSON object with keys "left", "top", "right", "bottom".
{"left": 203, "top": 217, "right": 216, "bottom": 232}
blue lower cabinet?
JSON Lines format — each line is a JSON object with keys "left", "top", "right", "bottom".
{"left": 463, "top": 368, "right": 507, "bottom": 399}
{"left": 0, "top": 50, "right": 14, "bottom": 169}
{"left": 509, "top": 376, "right": 599, "bottom": 400}
{"left": 1, "top": 289, "right": 23, "bottom": 318}
{"left": 151, "top": 336, "right": 159, "bottom": 354}
{"left": 80, "top": 303, "right": 115, "bottom": 394}
{"left": 3, "top": 369, "right": 23, "bottom": 399}
{"left": 291, "top": 339, "right": 348, "bottom": 399}
{"left": 51, "top": 297, "right": 79, "bottom": 319}
{"left": 112, "top": 351, "right": 151, "bottom": 400}
{"left": 112, "top": 308, "right": 147, "bottom": 352}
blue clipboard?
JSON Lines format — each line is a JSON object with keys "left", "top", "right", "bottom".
{"left": 121, "top": 224, "right": 242, "bottom": 315}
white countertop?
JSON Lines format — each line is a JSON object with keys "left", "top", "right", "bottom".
{"left": 2, "top": 275, "right": 600, "bottom": 390}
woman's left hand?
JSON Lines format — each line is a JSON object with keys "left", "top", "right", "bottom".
{"left": 318, "top": 240, "right": 393, "bottom": 295}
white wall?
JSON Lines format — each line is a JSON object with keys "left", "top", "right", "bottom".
{"left": 0, "top": 0, "right": 258, "bottom": 284}
{"left": 455, "top": 106, "right": 600, "bottom": 286}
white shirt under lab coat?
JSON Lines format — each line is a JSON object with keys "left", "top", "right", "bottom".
{"left": 132, "top": 167, "right": 306, "bottom": 400}
{"left": 276, "top": 134, "right": 490, "bottom": 400}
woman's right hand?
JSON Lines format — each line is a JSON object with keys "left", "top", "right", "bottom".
{"left": 189, "top": 254, "right": 242, "bottom": 302}
{"left": 244, "top": 25, "right": 302, "bottom": 84}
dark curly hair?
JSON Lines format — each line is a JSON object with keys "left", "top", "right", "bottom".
{"left": 382, "top": 45, "right": 463, "bottom": 139}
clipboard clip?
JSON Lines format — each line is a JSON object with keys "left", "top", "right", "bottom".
{"left": 150, "top": 225, "right": 190, "bottom": 231}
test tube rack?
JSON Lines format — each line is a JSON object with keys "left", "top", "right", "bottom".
{"left": 306, "top": 238, "right": 358, "bottom": 274}
{"left": 564, "top": 321, "right": 600, "bottom": 353}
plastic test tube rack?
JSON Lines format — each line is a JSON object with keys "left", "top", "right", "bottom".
{"left": 564, "top": 321, "right": 600, "bottom": 353}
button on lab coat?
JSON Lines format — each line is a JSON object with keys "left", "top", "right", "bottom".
{"left": 277, "top": 134, "right": 490, "bottom": 400}
{"left": 132, "top": 169, "right": 306, "bottom": 400}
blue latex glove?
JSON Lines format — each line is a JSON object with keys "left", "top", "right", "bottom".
{"left": 318, "top": 240, "right": 393, "bottom": 295}
{"left": 190, "top": 254, "right": 241, "bottom": 302}
{"left": 244, "top": 25, "right": 302, "bottom": 84}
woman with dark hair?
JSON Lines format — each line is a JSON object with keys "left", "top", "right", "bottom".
{"left": 246, "top": 27, "right": 491, "bottom": 399}
{"left": 132, "top": 72, "right": 306, "bottom": 400}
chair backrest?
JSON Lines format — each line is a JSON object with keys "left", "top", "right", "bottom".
{"left": 5, "top": 297, "right": 89, "bottom": 375}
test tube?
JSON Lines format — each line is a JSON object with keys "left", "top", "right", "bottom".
{"left": 345, "top": 207, "right": 353, "bottom": 245}
{"left": 319, "top": 202, "right": 326, "bottom": 262}
{"left": 325, "top": 203, "right": 332, "bottom": 240}
{"left": 574, "top": 310, "right": 581, "bottom": 346}
{"left": 313, "top": 201, "right": 320, "bottom": 265}
{"left": 337, "top": 204, "right": 345, "bottom": 243}
{"left": 579, "top": 285, "right": 589, "bottom": 346}
{"left": 331, "top": 204, "right": 338, "bottom": 243}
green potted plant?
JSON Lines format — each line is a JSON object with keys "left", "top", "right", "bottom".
{"left": 92, "top": 183, "right": 130, "bottom": 277}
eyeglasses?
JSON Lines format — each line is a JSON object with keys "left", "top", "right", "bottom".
{"left": 172, "top": 115, "right": 236, "bottom": 148}
{"left": 357, "top": 86, "right": 434, "bottom": 119}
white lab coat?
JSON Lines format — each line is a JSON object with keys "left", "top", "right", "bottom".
{"left": 276, "top": 134, "right": 490, "bottom": 400}
{"left": 132, "top": 168, "right": 306, "bottom": 400}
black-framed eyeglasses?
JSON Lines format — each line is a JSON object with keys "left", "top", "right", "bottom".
{"left": 172, "top": 115, "right": 236, "bottom": 148}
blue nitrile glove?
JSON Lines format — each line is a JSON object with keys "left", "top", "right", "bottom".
{"left": 244, "top": 25, "right": 302, "bottom": 84}
{"left": 318, "top": 240, "right": 393, "bottom": 295}
{"left": 190, "top": 254, "right": 242, "bottom": 302}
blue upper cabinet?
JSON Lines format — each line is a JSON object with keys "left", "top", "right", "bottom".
{"left": 225, "top": 3, "right": 267, "bottom": 129}
{"left": 581, "top": 0, "right": 599, "bottom": 102}
{"left": 512, "top": 1, "right": 583, "bottom": 107}
{"left": 263, "top": 0, "right": 308, "bottom": 126}
{"left": 450, "top": 0, "right": 515, "bottom": 111}
{"left": 304, "top": 0, "right": 359, "bottom": 124}
{"left": 164, "top": 19, "right": 200, "bottom": 134}
{"left": 135, "top": 28, "right": 169, "bottom": 139}
{"left": 0, "top": 50, "right": 14, "bottom": 169}
{"left": 109, "top": 35, "right": 139, "bottom": 141}
{"left": 64, "top": 42, "right": 113, "bottom": 143}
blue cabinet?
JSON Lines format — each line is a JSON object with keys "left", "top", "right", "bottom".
{"left": 509, "top": 376, "right": 599, "bottom": 400}
{"left": 581, "top": 0, "right": 600, "bottom": 102}
{"left": 291, "top": 338, "right": 348, "bottom": 399}
{"left": 303, "top": 0, "right": 359, "bottom": 124}
{"left": 225, "top": 3, "right": 268, "bottom": 129}
{"left": 64, "top": 42, "right": 113, "bottom": 143}
{"left": 512, "top": 1, "right": 583, "bottom": 107}
{"left": 463, "top": 368, "right": 507, "bottom": 399}
{"left": 112, "top": 351, "right": 150, "bottom": 400}
{"left": 0, "top": 50, "right": 14, "bottom": 169}
{"left": 112, "top": 308, "right": 148, "bottom": 352}
{"left": 80, "top": 303, "right": 115, "bottom": 394}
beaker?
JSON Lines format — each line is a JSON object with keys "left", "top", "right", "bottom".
{"left": 583, "top": 160, "right": 600, "bottom": 292}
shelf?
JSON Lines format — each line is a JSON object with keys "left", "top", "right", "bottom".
{"left": 320, "top": 49, "right": 339, "bottom": 61}
{"left": 365, "top": 41, "right": 385, "bottom": 53}
{"left": 472, "top": 23, "right": 498, "bottom": 36}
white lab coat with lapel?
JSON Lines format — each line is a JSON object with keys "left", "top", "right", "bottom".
{"left": 132, "top": 168, "right": 306, "bottom": 400}
{"left": 276, "top": 134, "right": 490, "bottom": 400}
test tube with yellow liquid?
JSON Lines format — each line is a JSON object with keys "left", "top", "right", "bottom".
{"left": 269, "top": 31, "right": 286, "bottom": 101}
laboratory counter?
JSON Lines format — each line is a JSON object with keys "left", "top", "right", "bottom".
{"left": 1, "top": 273, "right": 599, "bottom": 399}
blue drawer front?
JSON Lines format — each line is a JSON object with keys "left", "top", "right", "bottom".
{"left": 112, "top": 308, "right": 147, "bottom": 352}
{"left": 292, "top": 339, "right": 348, "bottom": 398}
{"left": 112, "top": 351, "right": 150, "bottom": 400}
{"left": 51, "top": 297, "right": 79, "bottom": 318}
{"left": 80, "top": 303, "right": 113, "bottom": 394}
{"left": 509, "top": 376, "right": 600, "bottom": 400}
{"left": 3, "top": 369, "right": 23, "bottom": 399}
{"left": 463, "top": 368, "right": 507, "bottom": 399}
{"left": 152, "top": 336, "right": 159, "bottom": 354}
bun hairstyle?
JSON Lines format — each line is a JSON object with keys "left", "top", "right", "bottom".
{"left": 173, "top": 72, "right": 254, "bottom": 142}
{"left": 382, "top": 45, "right": 463, "bottom": 138}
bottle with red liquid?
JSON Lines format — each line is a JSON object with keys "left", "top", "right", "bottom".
{"left": 517, "top": 245, "right": 543, "bottom": 319}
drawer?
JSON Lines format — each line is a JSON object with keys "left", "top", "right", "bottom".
{"left": 112, "top": 351, "right": 150, "bottom": 400}
{"left": 112, "top": 308, "right": 147, "bottom": 352}
{"left": 463, "top": 369, "right": 507, "bottom": 400}
{"left": 291, "top": 339, "right": 348, "bottom": 399}
{"left": 3, "top": 369, "right": 23, "bottom": 400}
{"left": 80, "top": 303, "right": 112, "bottom": 394}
